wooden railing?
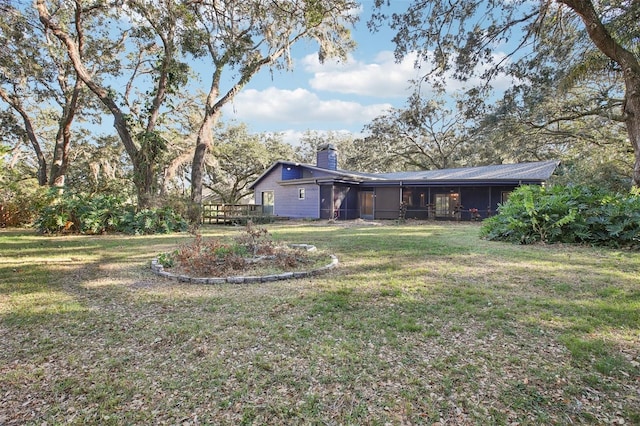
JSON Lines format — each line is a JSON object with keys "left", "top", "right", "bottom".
{"left": 201, "top": 204, "right": 269, "bottom": 225}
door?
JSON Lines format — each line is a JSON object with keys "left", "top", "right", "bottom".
{"left": 360, "top": 191, "right": 374, "bottom": 219}
{"left": 262, "top": 191, "right": 274, "bottom": 215}
{"left": 435, "top": 193, "right": 460, "bottom": 218}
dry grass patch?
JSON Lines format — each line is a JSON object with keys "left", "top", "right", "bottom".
{"left": 1, "top": 223, "right": 639, "bottom": 425}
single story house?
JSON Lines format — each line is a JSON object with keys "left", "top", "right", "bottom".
{"left": 249, "top": 145, "right": 560, "bottom": 221}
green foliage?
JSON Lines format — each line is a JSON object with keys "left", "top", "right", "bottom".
{"left": 205, "top": 123, "right": 296, "bottom": 204}
{"left": 121, "top": 207, "right": 188, "bottom": 235}
{"left": 167, "top": 233, "right": 248, "bottom": 276}
{"left": 156, "top": 250, "right": 177, "bottom": 268}
{"left": 480, "top": 185, "right": 640, "bottom": 247}
{"left": 35, "top": 192, "right": 125, "bottom": 234}
{"left": 0, "top": 177, "right": 50, "bottom": 227}
{"left": 34, "top": 191, "right": 187, "bottom": 235}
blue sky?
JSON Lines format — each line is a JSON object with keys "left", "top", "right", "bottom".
{"left": 214, "top": 2, "right": 515, "bottom": 145}
{"left": 218, "top": 2, "right": 423, "bottom": 143}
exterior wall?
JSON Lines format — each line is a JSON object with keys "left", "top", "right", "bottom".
{"left": 281, "top": 165, "right": 303, "bottom": 180}
{"left": 317, "top": 147, "right": 338, "bottom": 170}
{"left": 254, "top": 163, "right": 531, "bottom": 221}
{"left": 253, "top": 164, "right": 320, "bottom": 219}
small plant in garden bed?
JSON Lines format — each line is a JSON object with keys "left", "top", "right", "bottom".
{"left": 157, "top": 222, "right": 329, "bottom": 277}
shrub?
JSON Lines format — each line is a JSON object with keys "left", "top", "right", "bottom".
{"left": 35, "top": 191, "right": 187, "bottom": 235}
{"left": 480, "top": 185, "right": 640, "bottom": 248}
{"left": 0, "top": 179, "right": 50, "bottom": 227}
{"left": 158, "top": 223, "right": 316, "bottom": 276}
{"left": 169, "top": 233, "right": 247, "bottom": 276}
{"left": 233, "top": 220, "right": 274, "bottom": 256}
{"left": 121, "top": 207, "right": 188, "bottom": 235}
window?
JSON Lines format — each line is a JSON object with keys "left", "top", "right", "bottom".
{"left": 501, "top": 191, "right": 511, "bottom": 204}
{"left": 298, "top": 188, "right": 305, "bottom": 200}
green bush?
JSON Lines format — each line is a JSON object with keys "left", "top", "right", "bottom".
{"left": 480, "top": 185, "right": 640, "bottom": 248}
{"left": 121, "top": 207, "right": 188, "bottom": 235}
{"left": 0, "top": 179, "right": 50, "bottom": 227}
{"left": 35, "top": 191, "right": 187, "bottom": 235}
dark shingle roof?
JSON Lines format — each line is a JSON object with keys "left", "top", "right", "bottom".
{"left": 375, "top": 160, "right": 560, "bottom": 182}
{"left": 249, "top": 160, "right": 560, "bottom": 189}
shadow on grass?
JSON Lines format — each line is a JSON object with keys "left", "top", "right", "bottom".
{"left": 2, "top": 223, "right": 639, "bottom": 423}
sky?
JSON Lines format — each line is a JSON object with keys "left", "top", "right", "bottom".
{"left": 211, "top": 1, "right": 517, "bottom": 146}
{"left": 216, "top": 2, "right": 427, "bottom": 145}
{"left": 79, "top": 1, "right": 518, "bottom": 147}
{"left": 82, "top": 1, "right": 514, "bottom": 146}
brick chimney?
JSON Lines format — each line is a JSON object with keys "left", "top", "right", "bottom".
{"left": 316, "top": 143, "right": 338, "bottom": 170}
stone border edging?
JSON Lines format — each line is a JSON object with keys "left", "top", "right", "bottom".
{"left": 150, "top": 244, "right": 338, "bottom": 284}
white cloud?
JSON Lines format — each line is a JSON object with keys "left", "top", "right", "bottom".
{"left": 302, "top": 51, "right": 420, "bottom": 98}
{"left": 300, "top": 49, "right": 515, "bottom": 100}
{"left": 431, "top": 52, "right": 517, "bottom": 95}
{"left": 220, "top": 50, "right": 516, "bottom": 135}
{"left": 222, "top": 87, "right": 393, "bottom": 128}
{"left": 269, "top": 129, "right": 366, "bottom": 147}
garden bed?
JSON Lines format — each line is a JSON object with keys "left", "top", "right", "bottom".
{"left": 150, "top": 250, "right": 338, "bottom": 284}
{"left": 151, "top": 223, "right": 338, "bottom": 283}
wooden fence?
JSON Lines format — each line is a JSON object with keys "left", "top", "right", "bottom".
{"left": 201, "top": 204, "right": 271, "bottom": 225}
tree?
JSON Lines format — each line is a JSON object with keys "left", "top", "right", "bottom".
{"left": 0, "top": 4, "right": 87, "bottom": 187}
{"left": 36, "top": 0, "right": 193, "bottom": 208}
{"left": 203, "top": 123, "right": 294, "bottom": 204}
{"left": 65, "top": 135, "right": 134, "bottom": 197}
{"left": 184, "top": 0, "right": 358, "bottom": 208}
{"left": 363, "top": 93, "right": 475, "bottom": 170}
{"left": 295, "top": 130, "right": 352, "bottom": 163}
{"left": 371, "top": 0, "right": 640, "bottom": 186}
{"left": 477, "top": 79, "right": 633, "bottom": 191}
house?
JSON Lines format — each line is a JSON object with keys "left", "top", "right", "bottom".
{"left": 249, "top": 144, "right": 560, "bottom": 221}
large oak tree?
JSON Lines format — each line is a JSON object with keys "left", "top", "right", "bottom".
{"left": 184, "top": 0, "right": 358, "bottom": 209}
{"left": 372, "top": 0, "right": 640, "bottom": 186}
{"left": 0, "top": 4, "right": 89, "bottom": 187}
{"left": 36, "top": 0, "right": 195, "bottom": 208}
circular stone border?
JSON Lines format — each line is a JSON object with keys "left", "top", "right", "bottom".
{"left": 150, "top": 244, "right": 338, "bottom": 284}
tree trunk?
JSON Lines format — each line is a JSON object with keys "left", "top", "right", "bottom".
{"left": 560, "top": 0, "right": 640, "bottom": 187}
{"left": 49, "top": 127, "right": 69, "bottom": 188}
{"left": 37, "top": 0, "right": 155, "bottom": 207}
{"left": 623, "top": 72, "right": 640, "bottom": 187}
{"left": 49, "top": 82, "right": 81, "bottom": 187}
{"left": 189, "top": 66, "right": 270, "bottom": 206}
{"left": 190, "top": 112, "right": 218, "bottom": 205}
{"left": 2, "top": 95, "right": 47, "bottom": 186}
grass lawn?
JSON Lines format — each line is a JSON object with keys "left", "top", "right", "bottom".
{"left": 1, "top": 221, "right": 639, "bottom": 425}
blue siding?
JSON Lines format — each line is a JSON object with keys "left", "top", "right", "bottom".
{"left": 282, "top": 165, "right": 302, "bottom": 180}
{"left": 317, "top": 149, "right": 338, "bottom": 170}
{"left": 253, "top": 165, "right": 320, "bottom": 219}
{"left": 284, "top": 184, "right": 319, "bottom": 218}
